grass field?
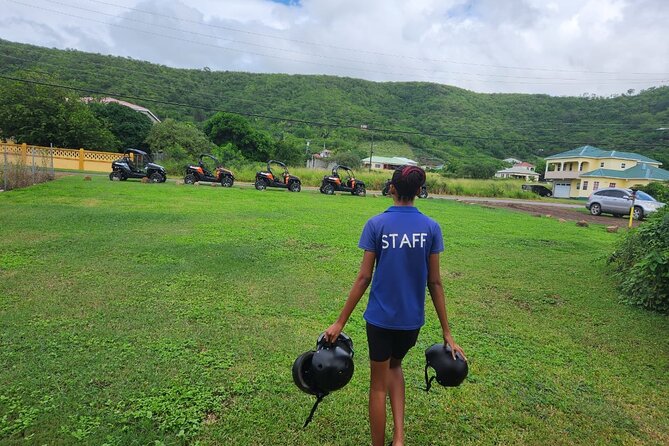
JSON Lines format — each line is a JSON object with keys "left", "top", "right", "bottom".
{"left": 0, "top": 177, "right": 667, "bottom": 445}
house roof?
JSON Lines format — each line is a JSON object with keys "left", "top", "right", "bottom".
{"left": 546, "top": 145, "right": 659, "bottom": 164}
{"left": 580, "top": 163, "right": 669, "bottom": 181}
{"left": 81, "top": 97, "right": 161, "bottom": 123}
{"left": 514, "top": 162, "right": 535, "bottom": 168}
{"left": 361, "top": 156, "right": 417, "bottom": 166}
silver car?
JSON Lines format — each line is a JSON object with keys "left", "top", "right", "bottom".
{"left": 585, "top": 187, "right": 665, "bottom": 220}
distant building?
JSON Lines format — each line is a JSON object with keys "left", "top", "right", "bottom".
{"left": 361, "top": 156, "right": 417, "bottom": 170}
{"left": 495, "top": 161, "right": 538, "bottom": 180}
{"left": 494, "top": 166, "right": 540, "bottom": 181}
{"left": 306, "top": 149, "right": 335, "bottom": 169}
{"left": 503, "top": 157, "right": 522, "bottom": 165}
{"left": 81, "top": 97, "right": 161, "bottom": 123}
{"left": 544, "top": 145, "right": 669, "bottom": 198}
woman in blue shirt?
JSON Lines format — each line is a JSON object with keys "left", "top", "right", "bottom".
{"left": 324, "top": 166, "right": 466, "bottom": 446}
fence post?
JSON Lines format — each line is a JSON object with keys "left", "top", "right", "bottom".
{"left": 79, "top": 148, "right": 85, "bottom": 171}
{"left": 50, "top": 148, "right": 55, "bottom": 178}
{"left": 21, "top": 142, "right": 27, "bottom": 164}
{"left": 3, "top": 148, "right": 7, "bottom": 191}
{"left": 31, "top": 147, "right": 36, "bottom": 181}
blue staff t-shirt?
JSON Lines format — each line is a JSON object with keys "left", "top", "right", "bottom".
{"left": 359, "top": 206, "right": 444, "bottom": 330}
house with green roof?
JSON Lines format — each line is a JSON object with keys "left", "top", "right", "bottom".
{"left": 544, "top": 145, "right": 668, "bottom": 198}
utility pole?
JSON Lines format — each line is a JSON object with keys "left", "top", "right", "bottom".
{"left": 361, "top": 124, "right": 373, "bottom": 172}
{"left": 369, "top": 131, "right": 374, "bottom": 172}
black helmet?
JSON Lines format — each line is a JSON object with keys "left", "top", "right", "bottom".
{"left": 292, "top": 332, "right": 355, "bottom": 427}
{"left": 424, "top": 343, "right": 468, "bottom": 391}
{"left": 311, "top": 333, "right": 355, "bottom": 393}
{"left": 292, "top": 350, "right": 319, "bottom": 395}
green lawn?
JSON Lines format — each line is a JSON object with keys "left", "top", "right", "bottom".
{"left": 0, "top": 177, "right": 667, "bottom": 445}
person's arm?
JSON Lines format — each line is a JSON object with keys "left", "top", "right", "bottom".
{"left": 324, "top": 250, "right": 376, "bottom": 342}
{"left": 427, "top": 252, "right": 467, "bottom": 360}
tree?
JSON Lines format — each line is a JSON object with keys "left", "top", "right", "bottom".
{"left": 89, "top": 102, "right": 153, "bottom": 151}
{"left": 144, "top": 118, "right": 216, "bottom": 162}
{"left": 203, "top": 112, "right": 273, "bottom": 161}
{"left": 333, "top": 151, "right": 361, "bottom": 168}
{"left": 0, "top": 76, "right": 118, "bottom": 150}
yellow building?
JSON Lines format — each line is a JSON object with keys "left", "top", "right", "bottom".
{"left": 544, "top": 145, "right": 669, "bottom": 198}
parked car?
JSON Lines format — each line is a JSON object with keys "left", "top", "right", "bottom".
{"left": 255, "top": 160, "right": 301, "bottom": 192}
{"left": 585, "top": 188, "right": 665, "bottom": 220}
{"left": 109, "top": 148, "right": 166, "bottom": 183}
{"left": 522, "top": 184, "right": 553, "bottom": 197}
{"left": 319, "top": 165, "right": 366, "bottom": 196}
{"left": 184, "top": 154, "right": 234, "bottom": 187}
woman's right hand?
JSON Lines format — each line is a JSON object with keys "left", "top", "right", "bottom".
{"left": 324, "top": 321, "right": 344, "bottom": 343}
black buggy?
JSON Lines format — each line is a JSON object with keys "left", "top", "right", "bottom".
{"left": 382, "top": 179, "right": 428, "bottom": 198}
{"left": 319, "top": 165, "right": 366, "bottom": 196}
{"left": 184, "top": 154, "right": 235, "bottom": 187}
{"left": 255, "top": 160, "right": 301, "bottom": 192}
{"left": 109, "top": 148, "right": 167, "bottom": 183}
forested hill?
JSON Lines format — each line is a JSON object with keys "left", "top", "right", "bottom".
{"left": 1, "top": 38, "right": 668, "bottom": 165}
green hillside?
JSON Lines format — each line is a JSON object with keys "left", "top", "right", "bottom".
{"left": 1, "top": 39, "right": 668, "bottom": 166}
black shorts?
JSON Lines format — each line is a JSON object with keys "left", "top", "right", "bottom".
{"left": 366, "top": 322, "right": 420, "bottom": 362}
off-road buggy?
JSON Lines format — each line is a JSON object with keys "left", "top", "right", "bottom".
{"left": 109, "top": 148, "right": 167, "bottom": 183}
{"left": 319, "top": 165, "right": 366, "bottom": 196}
{"left": 184, "top": 154, "right": 235, "bottom": 187}
{"left": 255, "top": 160, "right": 301, "bottom": 192}
{"left": 381, "top": 179, "right": 428, "bottom": 198}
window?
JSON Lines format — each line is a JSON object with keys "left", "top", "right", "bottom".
{"left": 600, "top": 162, "right": 605, "bottom": 167}
{"left": 568, "top": 163, "right": 573, "bottom": 171}
{"left": 609, "top": 190, "right": 626, "bottom": 198}
{"left": 593, "top": 181, "right": 600, "bottom": 191}
{"left": 582, "top": 181, "right": 588, "bottom": 190}
{"left": 621, "top": 163, "right": 626, "bottom": 168}
{"left": 557, "top": 164, "right": 561, "bottom": 171}
{"left": 576, "top": 182, "right": 580, "bottom": 190}
{"left": 609, "top": 182, "right": 616, "bottom": 188}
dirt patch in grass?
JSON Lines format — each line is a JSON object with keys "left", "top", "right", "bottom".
{"left": 463, "top": 200, "right": 640, "bottom": 228}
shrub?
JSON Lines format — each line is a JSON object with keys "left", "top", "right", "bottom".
{"left": 636, "top": 181, "right": 669, "bottom": 203}
{"left": 608, "top": 205, "right": 669, "bottom": 313}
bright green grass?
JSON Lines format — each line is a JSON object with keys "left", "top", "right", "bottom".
{"left": 0, "top": 177, "right": 667, "bottom": 445}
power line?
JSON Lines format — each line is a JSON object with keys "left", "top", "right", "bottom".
{"left": 81, "top": 0, "right": 669, "bottom": 77}
{"left": 2, "top": 74, "right": 668, "bottom": 149}
{"left": 6, "top": 0, "right": 668, "bottom": 86}
{"left": 4, "top": 49, "right": 666, "bottom": 132}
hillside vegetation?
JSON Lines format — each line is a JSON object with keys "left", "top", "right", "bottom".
{"left": 1, "top": 39, "right": 668, "bottom": 167}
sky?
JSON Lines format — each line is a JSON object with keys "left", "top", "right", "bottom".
{"left": 1, "top": 0, "right": 668, "bottom": 96}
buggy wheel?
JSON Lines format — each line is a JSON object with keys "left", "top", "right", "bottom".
{"left": 221, "top": 176, "right": 234, "bottom": 187}
{"left": 289, "top": 181, "right": 301, "bottom": 192}
{"left": 255, "top": 179, "right": 267, "bottom": 190}
{"left": 109, "top": 171, "right": 123, "bottom": 181}
{"left": 184, "top": 174, "right": 196, "bottom": 184}
{"left": 149, "top": 172, "right": 165, "bottom": 183}
{"left": 354, "top": 184, "right": 366, "bottom": 197}
{"left": 381, "top": 186, "right": 389, "bottom": 196}
{"left": 632, "top": 206, "right": 643, "bottom": 220}
{"left": 322, "top": 183, "right": 335, "bottom": 195}
{"left": 418, "top": 187, "right": 428, "bottom": 199}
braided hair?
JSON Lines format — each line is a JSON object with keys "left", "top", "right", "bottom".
{"left": 390, "top": 165, "right": 426, "bottom": 201}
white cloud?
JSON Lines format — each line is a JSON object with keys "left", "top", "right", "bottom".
{"left": 0, "top": 0, "right": 667, "bottom": 96}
